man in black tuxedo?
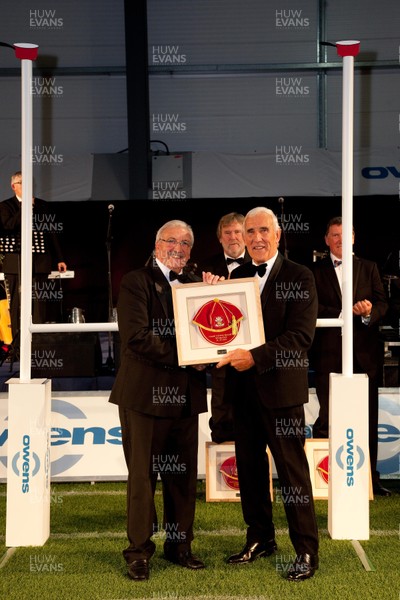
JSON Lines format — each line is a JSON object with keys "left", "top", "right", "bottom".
{"left": 199, "top": 212, "right": 251, "bottom": 443}
{"left": 200, "top": 212, "right": 250, "bottom": 280}
{"left": 0, "top": 171, "right": 67, "bottom": 343}
{"left": 217, "top": 206, "right": 319, "bottom": 582}
{"left": 311, "top": 216, "right": 389, "bottom": 496}
{"left": 109, "top": 219, "right": 211, "bottom": 581}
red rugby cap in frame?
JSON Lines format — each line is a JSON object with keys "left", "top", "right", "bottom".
{"left": 192, "top": 297, "right": 244, "bottom": 345}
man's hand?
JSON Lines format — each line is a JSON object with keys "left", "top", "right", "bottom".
{"left": 353, "top": 299, "right": 372, "bottom": 317}
{"left": 202, "top": 271, "right": 225, "bottom": 285}
{"left": 216, "top": 348, "right": 255, "bottom": 371}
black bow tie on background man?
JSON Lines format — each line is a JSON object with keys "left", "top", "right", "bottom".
{"left": 169, "top": 271, "right": 189, "bottom": 283}
{"left": 248, "top": 263, "right": 268, "bottom": 277}
{"left": 226, "top": 257, "right": 245, "bottom": 266}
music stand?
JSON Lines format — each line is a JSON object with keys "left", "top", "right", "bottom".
{"left": 0, "top": 232, "right": 47, "bottom": 368}
{"left": 0, "top": 231, "right": 46, "bottom": 254}
{"left": 0, "top": 235, "right": 21, "bottom": 367}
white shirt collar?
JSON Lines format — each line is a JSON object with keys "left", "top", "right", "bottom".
{"left": 330, "top": 252, "right": 342, "bottom": 264}
{"left": 224, "top": 252, "right": 245, "bottom": 261}
{"left": 253, "top": 251, "right": 278, "bottom": 291}
{"left": 155, "top": 257, "right": 183, "bottom": 286}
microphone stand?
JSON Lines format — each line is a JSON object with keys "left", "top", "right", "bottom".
{"left": 278, "top": 197, "right": 289, "bottom": 259}
{"left": 105, "top": 205, "right": 115, "bottom": 371}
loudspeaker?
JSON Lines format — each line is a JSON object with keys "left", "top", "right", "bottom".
{"left": 31, "top": 333, "right": 102, "bottom": 378}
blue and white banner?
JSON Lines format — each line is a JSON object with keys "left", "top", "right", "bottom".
{"left": 192, "top": 149, "right": 400, "bottom": 198}
{"left": 0, "top": 388, "right": 398, "bottom": 482}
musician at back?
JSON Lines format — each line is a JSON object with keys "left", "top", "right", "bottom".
{"left": 0, "top": 171, "right": 67, "bottom": 347}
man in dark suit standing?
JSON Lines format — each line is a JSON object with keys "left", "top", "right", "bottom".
{"left": 200, "top": 212, "right": 250, "bottom": 280}
{"left": 311, "top": 216, "right": 389, "bottom": 496}
{"left": 0, "top": 171, "right": 67, "bottom": 343}
{"left": 217, "top": 206, "right": 319, "bottom": 582}
{"left": 109, "top": 220, "right": 209, "bottom": 581}
{"left": 199, "top": 212, "right": 251, "bottom": 443}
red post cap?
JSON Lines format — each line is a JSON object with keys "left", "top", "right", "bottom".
{"left": 336, "top": 40, "right": 360, "bottom": 57}
{"left": 13, "top": 43, "right": 39, "bottom": 61}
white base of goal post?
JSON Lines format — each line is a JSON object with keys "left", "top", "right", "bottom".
{"left": 6, "top": 378, "right": 51, "bottom": 547}
{"left": 328, "top": 373, "right": 370, "bottom": 540}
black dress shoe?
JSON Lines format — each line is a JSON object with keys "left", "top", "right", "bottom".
{"left": 286, "top": 553, "right": 318, "bottom": 581}
{"left": 127, "top": 558, "right": 149, "bottom": 581}
{"left": 227, "top": 540, "right": 278, "bottom": 564}
{"left": 373, "top": 483, "right": 392, "bottom": 497}
{"left": 165, "top": 550, "right": 205, "bottom": 570}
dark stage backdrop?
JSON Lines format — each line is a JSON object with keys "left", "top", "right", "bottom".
{"left": 51, "top": 196, "right": 399, "bottom": 323}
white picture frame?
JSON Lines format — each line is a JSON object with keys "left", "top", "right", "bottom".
{"left": 172, "top": 278, "right": 265, "bottom": 366}
{"left": 205, "top": 442, "right": 273, "bottom": 502}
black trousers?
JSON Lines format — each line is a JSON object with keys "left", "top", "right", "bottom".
{"left": 118, "top": 406, "right": 199, "bottom": 564}
{"left": 233, "top": 390, "right": 319, "bottom": 557}
{"left": 208, "top": 364, "right": 235, "bottom": 443}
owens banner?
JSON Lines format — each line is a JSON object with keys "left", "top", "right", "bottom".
{"left": 0, "top": 390, "right": 398, "bottom": 482}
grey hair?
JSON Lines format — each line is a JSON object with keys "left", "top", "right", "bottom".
{"left": 245, "top": 206, "right": 280, "bottom": 232}
{"left": 155, "top": 220, "right": 194, "bottom": 246}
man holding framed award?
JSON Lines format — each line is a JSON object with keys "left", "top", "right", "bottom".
{"left": 217, "top": 206, "right": 319, "bottom": 582}
{"left": 109, "top": 219, "right": 210, "bottom": 581}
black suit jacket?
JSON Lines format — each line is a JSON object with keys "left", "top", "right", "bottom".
{"left": 227, "top": 253, "right": 318, "bottom": 409}
{"left": 109, "top": 264, "right": 207, "bottom": 418}
{"left": 0, "top": 195, "right": 64, "bottom": 274}
{"left": 199, "top": 250, "right": 251, "bottom": 280}
{"left": 311, "top": 256, "right": 388, "bottom": 376}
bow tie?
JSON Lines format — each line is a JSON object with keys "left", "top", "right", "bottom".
{"left": 226, "top": 257, "right": 245, "bottom": 266}
{"left": 249, "top": 263, "right": 268, "bottom": 277}
{"left": 169, "top": 271, "right": 188, "bottom": 283}
{"left": 333, "top": 260, "right": 342, "bottom": 268}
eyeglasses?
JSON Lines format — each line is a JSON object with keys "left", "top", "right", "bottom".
{"left": 159, "top": 238, "right": 192, "bottom": 249}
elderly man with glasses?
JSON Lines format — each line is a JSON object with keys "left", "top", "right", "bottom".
{"left": 109, "top": 219, "right": 218, "bottom": 581}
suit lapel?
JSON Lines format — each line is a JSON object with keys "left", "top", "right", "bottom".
{"left": 151, "top": 266, "right": 172, "bottom": 318}
{"left": 323, "top": 258, "right": 342, "bottom": 303}
{"left": 261, "top": 253, "right": 284, "bottom": 305}
{"left": 232, "top": 254, "right": 284, "bottom": 305}
{"left": 226, "top": 251, "right": 251, "bottom": 279}
{"left": 219, "top": 256, "right": 229, "bottom": 279}
{"left": 325, "top": 256, "right": 360, "bottom": 303}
